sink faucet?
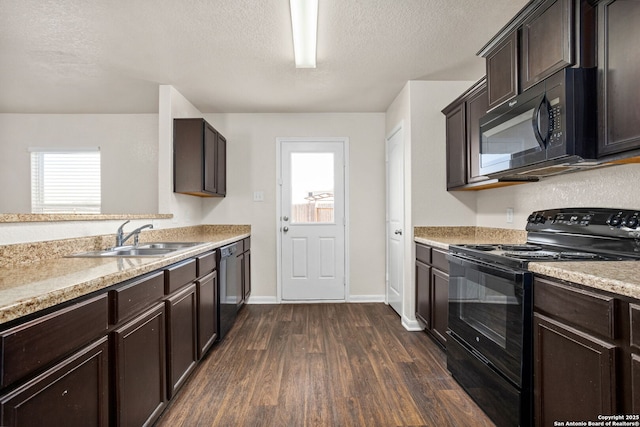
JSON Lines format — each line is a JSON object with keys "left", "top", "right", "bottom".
{"left": 116, "top": 220, "right": 153, "bottom": 247}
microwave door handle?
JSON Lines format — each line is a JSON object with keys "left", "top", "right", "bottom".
{"left": 532, "top": 96, "right": 551, "bottom": 149}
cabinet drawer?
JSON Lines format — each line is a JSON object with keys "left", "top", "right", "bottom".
{"left": 196, "top": 251, "right": 216, "bottom": 277}
{"left": 432, "top": 249, "right": 449, "bottom": 273}
{"left": 630, "top": 303, "right": 640, "bottom": 351}
{"left": 110, "top": 271, "right": 164, "bottom": 324}
{"left": 0, "top": 294, "right": 109, "bottom": 389}
{"left": 164, "top": 259, "right": 197, "bottom": 294}
{"left": 534, "top": 277, "right": 616, "bottom": 339}
{"left": 416, "top": 244, "right": 431, "bottom": 264}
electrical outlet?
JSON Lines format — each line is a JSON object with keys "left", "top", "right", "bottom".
{"left": 253, "top": 191, "right": 265, "bottom": 202}
{"left": 506, "top": 208, "right": 514, "bottom": 223}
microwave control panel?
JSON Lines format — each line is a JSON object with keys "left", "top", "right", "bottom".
{"left": 548, "top": 104, "right": 563, "bottom": 145}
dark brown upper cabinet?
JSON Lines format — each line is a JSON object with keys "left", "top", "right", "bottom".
{"left": 443, "top": 101, "right": 467, "bottom": 190}
{"left": 485, "top": 30, "right": 519, "bottom": 110}
{"left": 478, "top": 0, "right": 595, "bottom": 111}
{"left": 442, "top": 78, "right": 497, "bottom": 190}
{"left": 465, "top": 81, "right": 489, "bottom": 184}
{"left": 520, "top": 0, "right": 574, "bottom": 91}
{"left": 174, "top": 118, "right": 227, "bottom": 197}
{"left": 596, "top": 0, "right": 640, "bottom": 157}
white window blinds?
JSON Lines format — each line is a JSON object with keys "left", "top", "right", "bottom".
{"left": 30, "top": 148, "right": 101, "bottom": 213}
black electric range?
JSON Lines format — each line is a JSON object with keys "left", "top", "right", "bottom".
{"left": 446, "top": 207, "right": 640, "bottom": 427}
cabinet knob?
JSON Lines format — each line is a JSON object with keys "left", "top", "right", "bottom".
{"left": 283, "top": 226, "right": 289, "bottom": 233}
{"left": 283, "top": 216, "right": 289, "bottom": 222}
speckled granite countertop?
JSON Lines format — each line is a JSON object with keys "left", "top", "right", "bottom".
{"left": 413, "top": 226, "right": 640, "bottom": 300}
{"left": 0, "top": 225, "right": 249, "bottom": 325}
{"left": 414, "top": 226, "right": 527, "bottom": 250}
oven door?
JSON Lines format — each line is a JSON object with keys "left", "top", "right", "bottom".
{"left": 447, "top": 253, "right": 532, "bottom": 387}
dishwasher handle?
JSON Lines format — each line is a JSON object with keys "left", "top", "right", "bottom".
{"left": 220, "top": 243, "right": 237, "bottom": 258}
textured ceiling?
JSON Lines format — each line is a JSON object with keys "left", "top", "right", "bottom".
{"left": 0, "top": 0, "right": 529, "bottom": 114}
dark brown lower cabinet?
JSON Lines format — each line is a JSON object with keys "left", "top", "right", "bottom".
{"left": 0, "top": 337, "right": 109, "bottom": 427}
{"left": 113, "top": 302, "right": 167, "bottom": 427}
{"left": 197, "top": 271, "right": 218, "bottom": 359}
{"left": 533, "top": 313, "right": 617, "bottom": 425}
{"left": 415, "top": 243, "right": 448, "bottom": 347}
{"left": 415, "top": 259, "right": 431, "bottom": 329}
{"left": 431, "top": 268, "right": 449, "bottom": 346}
{"left": 166, "top": 283, "right": 198, "bottom": 399}
{"left": 633, "top": 354, "right": 640, "bottom": 413}
{"left": 243, "top": 248, "right": 251, "bottom": 302}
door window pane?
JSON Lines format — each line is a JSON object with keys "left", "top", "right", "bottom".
{"left": 290, "top": 153, "right": 334, "bottom": 223}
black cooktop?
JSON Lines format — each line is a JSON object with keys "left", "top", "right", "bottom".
{"left": 449, "top": 208, "right": 640, "bottom": 270}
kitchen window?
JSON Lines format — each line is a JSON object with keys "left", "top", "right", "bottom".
{"left": 30, "top": 148, "right": 101, "bottom": 213}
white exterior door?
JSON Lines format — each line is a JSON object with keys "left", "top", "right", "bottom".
{"left": 279, "top": 140, "right": 346, "bottom": 301}
{"left": 386, "top": 127, "right": 404, "bottom": 315}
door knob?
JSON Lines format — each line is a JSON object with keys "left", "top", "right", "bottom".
{"left": 283, "top": 226, "right": 289, "bottom": 232}
{"left": 394, "top": 229, "right": 402, "bottom": 235}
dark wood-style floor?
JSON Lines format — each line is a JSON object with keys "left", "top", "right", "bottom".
{"left": 155, "top": 303, "right": 495, "bottom": 427}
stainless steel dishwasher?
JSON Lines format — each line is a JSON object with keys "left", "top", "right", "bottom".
{"left": 218, "top": 243, "right": 239, "bottom": 340}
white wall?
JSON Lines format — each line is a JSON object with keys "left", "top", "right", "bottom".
{"left": 157, "top": 85, "right": 205, "bottom": 226}
{"left": 385, "top": 80, "right": 477, "bottom": 329}
{"left": 0, "top": 114, "right": 159, "bottom": 214}
{"left": 476, "top": 163, "right": 640, "bottom": 228}
{"left": 200, "top": 113, "right": 387, "bottom": 303}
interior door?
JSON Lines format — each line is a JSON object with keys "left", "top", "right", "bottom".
{"left": 280, "top": 141, "right": 346, "bottom": 300}
{"left": 386, "top": 128, "right": 404, "bottom": 315}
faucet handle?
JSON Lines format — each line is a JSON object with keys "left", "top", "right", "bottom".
{"left": 117, "top": 220, "right": 130, "bottom": 234}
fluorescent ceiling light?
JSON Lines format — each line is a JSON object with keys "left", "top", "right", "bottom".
{"left": 290, "top": 0, "right": 318, "bottom": 68}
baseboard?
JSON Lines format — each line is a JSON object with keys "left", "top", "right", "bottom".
{"left": 245, "top": 296, "right": 278, "bottom": 304}
{"left": 348, "top": 294, "right": 385, "bottom": 303}
{"left": 246, "top": 295, "right": 386, "bottom": 304}
{"left": 402, "top": 316, "right": 425, "bottom": 332}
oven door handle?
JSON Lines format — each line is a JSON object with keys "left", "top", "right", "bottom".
{"left": 446, "top": 253, "right": 525, "bottom": 284}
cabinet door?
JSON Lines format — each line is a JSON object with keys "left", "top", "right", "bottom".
{"left": 216, "top": 134, "right": 227, "bottom": 196}
{"left": 0, "top": 337, "right": 109, "bottom": 427}
{"left": 113, "top": 303, "right": 167, "bottom": 427}
{"left": 444, "top": 102, "right": 467, "bottom": 189}
{"left": 197, "top": 271, "right": 218, "bottom": 359}
{"left": 521, "top": 0, "right": 574, "bottom": 91}
{"left": 534, "top": 313, "right": 617, "bottom": 425}
{"left": 486, "top": 30, "right": 518, "bottom": 110}
{"left": 633, "top": 353, "right": 640, "bottom": 414}
{"left": 596, "top": 0, "right": 640, "bottom": 156}
{"left": 203, "top": 122, "right": 218, "bottom": 194}
{"left": 243, "top": 249, "right": 251, "bottom": 301}
{"left": 431, "top": 269, "right": 449, "bottom": 347}
{"left": 237, "top": 251, "right": 245, "bottom": 307}
{"left": 166, "top": 283, "right": 198, "bottom": 399}
{"left": 465, "top": 81, "right": 489, "bottom": 183}
{"left": 415, "top": 260, "right": 431, "bottom": 328}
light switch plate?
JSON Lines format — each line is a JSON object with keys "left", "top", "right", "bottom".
{"left": 506, "top": 208, "right": 514, "bottom": 223}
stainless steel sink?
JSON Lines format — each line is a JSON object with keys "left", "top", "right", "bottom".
{"left": 138, "top": 242, "right": 204, "bottom": 249}
{"left": 70, "top": 247, "right": 176, "bottom": 257}
{"left": 69, "top": 242, "right": 206, "bottom": 258}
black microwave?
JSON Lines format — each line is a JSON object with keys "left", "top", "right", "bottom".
{"left": 478, "top": 68, "right": 596, "bottom": 178}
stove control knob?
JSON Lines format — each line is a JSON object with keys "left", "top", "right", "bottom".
{"left": 527, "top": 214, "right": 537, "bottom": 224}
{"left": 607, "top": 214, "right": 623, "bottom": 227}
{"left": 625, "top": 216, "right": 639, "bottom": 229}
{"left": 535, "top": 214, "right": 546, "bottom": 224}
